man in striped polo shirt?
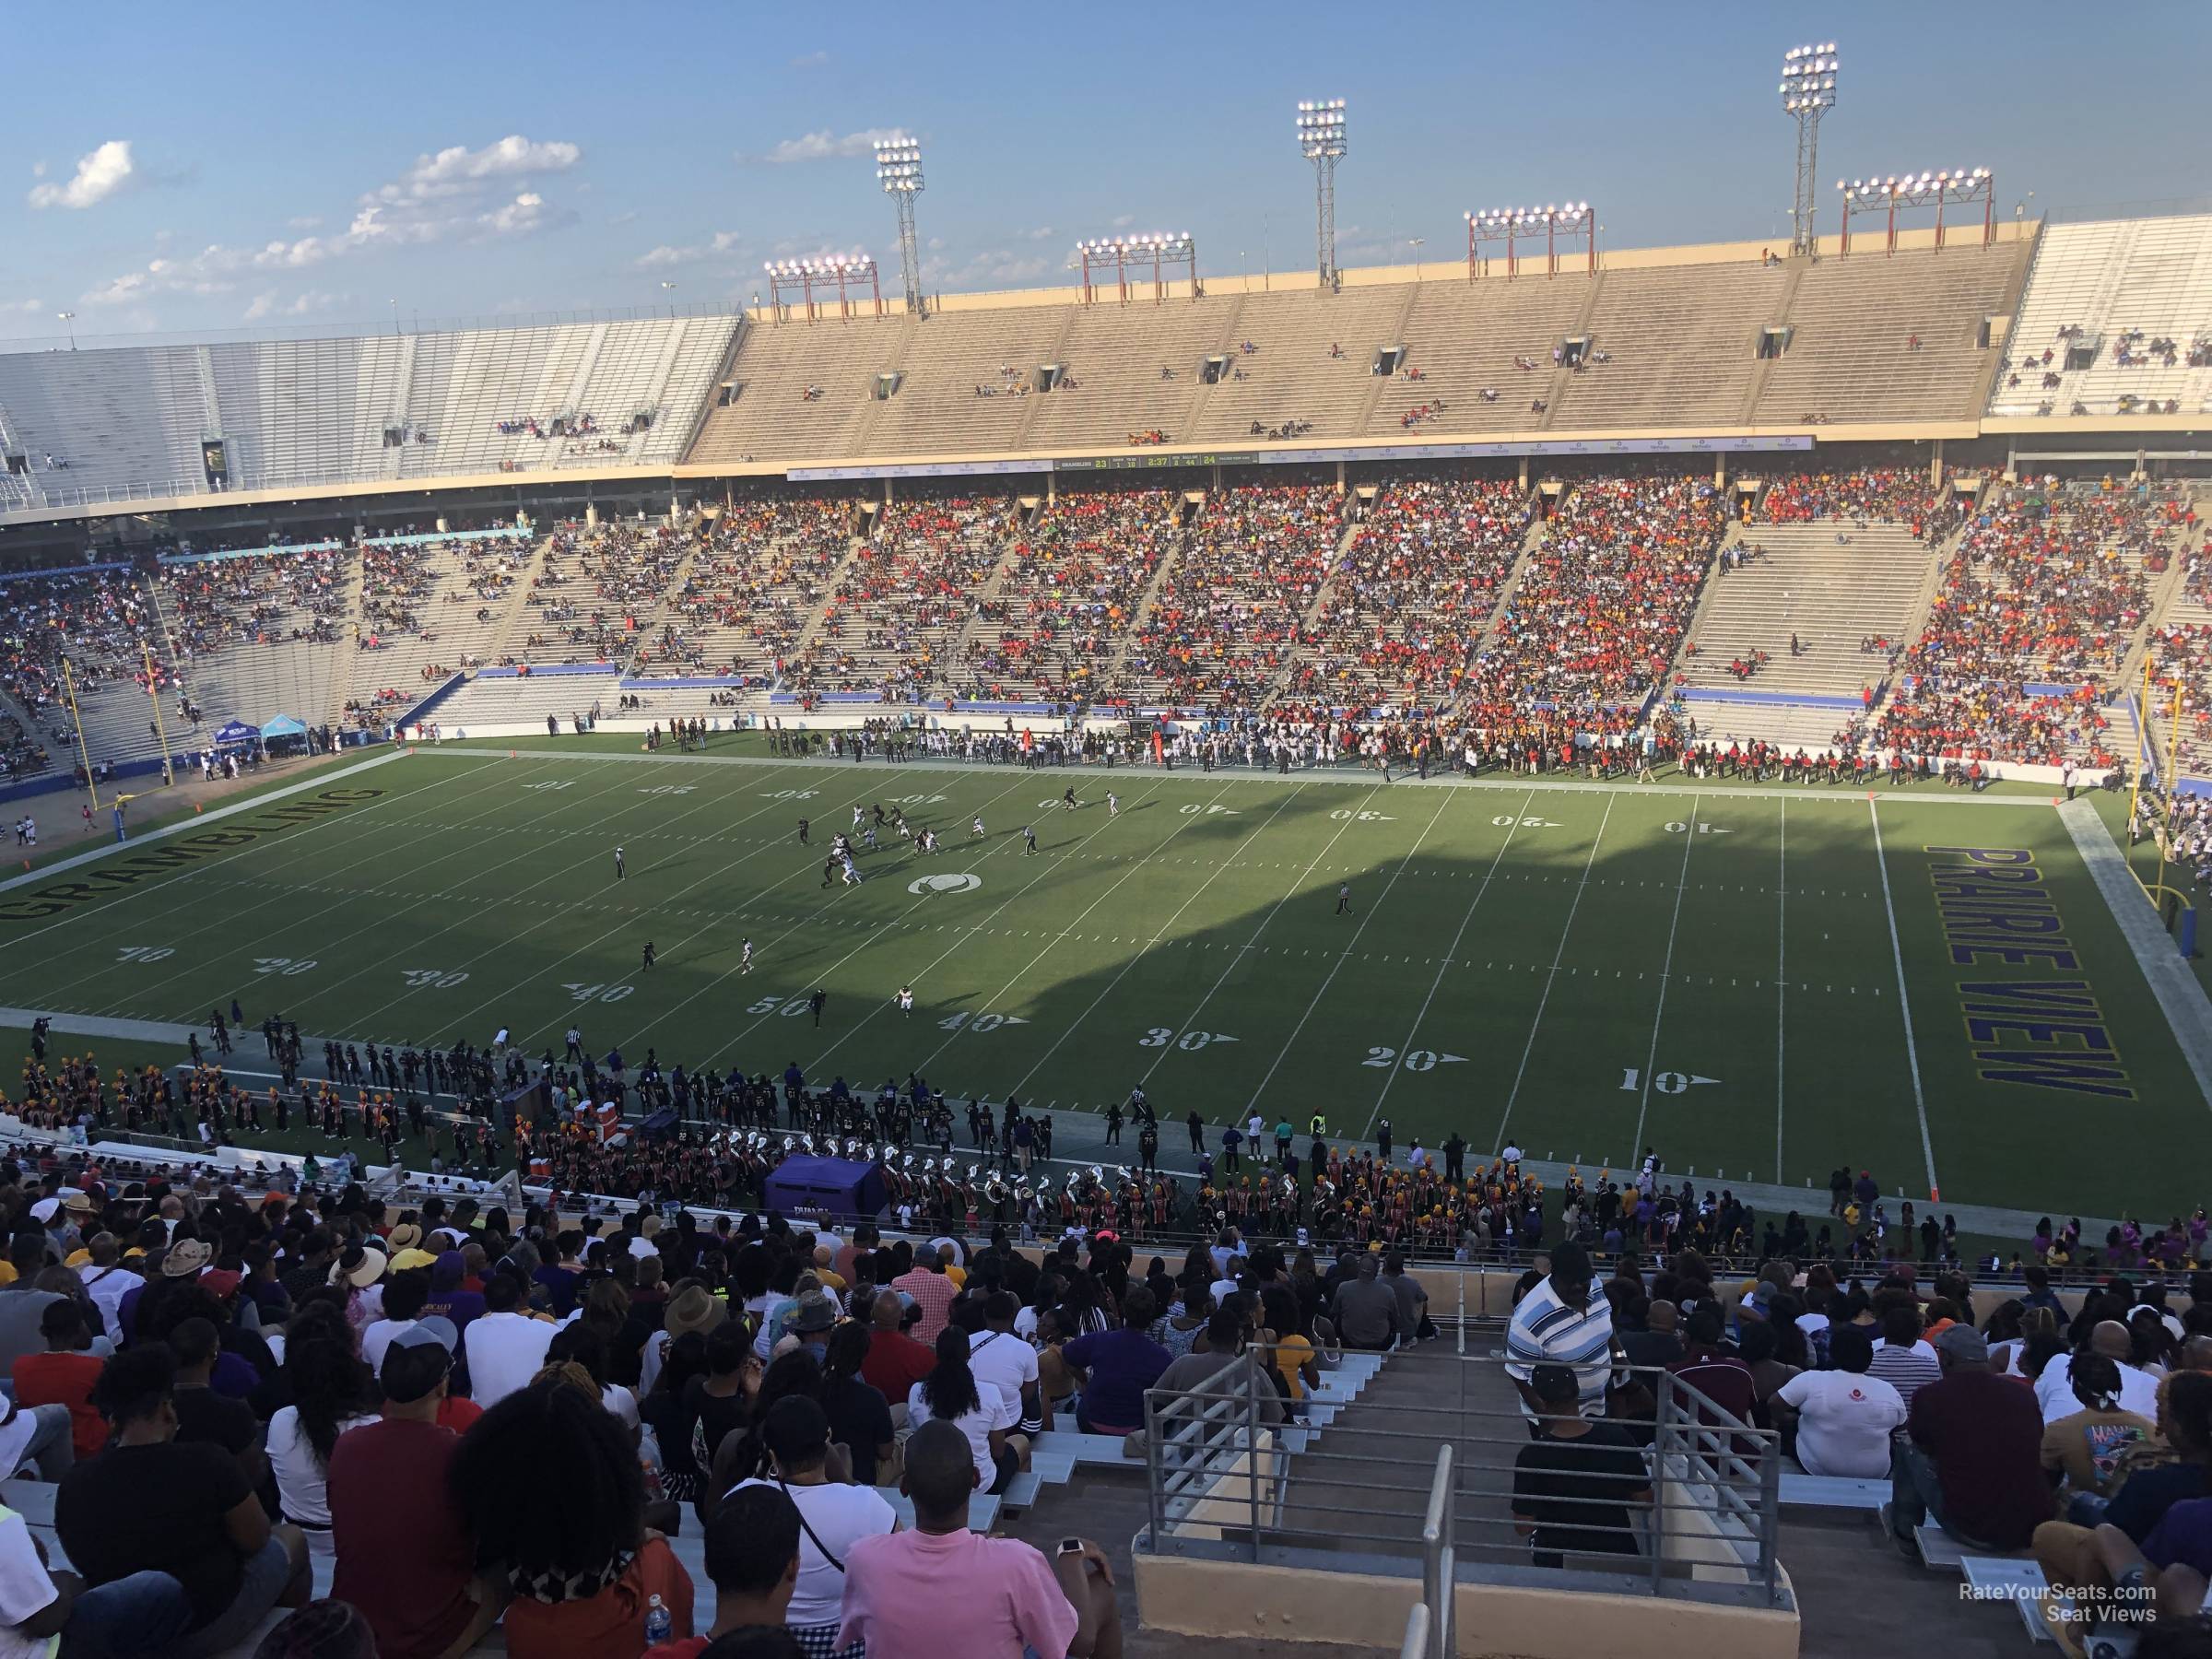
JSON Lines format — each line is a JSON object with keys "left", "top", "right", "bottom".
{"left": 1505, "top": 1242, "right": 1618, "bottom": 1428}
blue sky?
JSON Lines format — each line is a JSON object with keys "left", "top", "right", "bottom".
{"left": 3, "top": 0, "right": 2206, "bottom": 346}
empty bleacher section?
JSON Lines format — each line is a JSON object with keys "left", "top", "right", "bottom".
{"left": 1989, "top": 214, "right": 2212, "bottom": 418}
{"left": 1126, "top": 479, "right": 1345, "bottom": 709}
{"left": 1548, "top": 262, "right": 1775, "bottom": 428}
{"left": 683, "top": 314, "right": 896, "bottom": 465}
{"left": 1181, "top": 286, "right": 1415, "bottom": 443}
{"left": 0, "top": 313, "right": 737, "bottom": 510}
{"left": 960, "top": 487, "right": 1182, "bottom": 704}
{"left": 862, "top": 307, "right": 1073, "bottom": 455}
{"left": 419, "top": 665, "right": 624, "bottom": 735}
{"left": 1019, "top": 303, "right": 1243, "bottom": 450}
{"left": 1287, "top": 475, "right": 1529, "bottom": 709}
{"left": 794, "top": 493, "right": 1018, "bottom": 699}
{"left": 1362, "top": 277, "right": 1592, "bottom": 435}
{"left": 1755, "top": 243, "right": 2027, "bottom": 425}
{"left": 1673, "top": 467, "right": 1953, "bottom": 721}
{"left": 1873, "top": 487, "right": 2181, "bottom": 764}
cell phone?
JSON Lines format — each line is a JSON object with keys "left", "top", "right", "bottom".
{"left": 1058, "top": 1537, "right": 1082, "bottom": 1556}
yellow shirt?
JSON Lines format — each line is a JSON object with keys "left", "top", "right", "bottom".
{"left": 1273, "top": 1335, "right": 1315, "bottom": 1402}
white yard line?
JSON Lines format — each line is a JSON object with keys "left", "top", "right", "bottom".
{"left": 1775, "top": 799, "right": 1787, "bottom": 1184}
{"left": 1006, "top": 784, "right": 1312, "bottom": 1100}
{"left": 75, "top": 759, "right": 660, "bottom": 1018}
{"left": 307, "top": 765, "right": 808, "bottom": 1041}
{"left": 689, "top": 778, "right": 1043, "bottom": 1070}
{"left": 1135, "top": 785, "right": 1387, "bottom": 1090}
{"left": 1492, "top": 794, "right": 1616, "bottom": 1154}
{"left": 0, "top": 747, "right": 409, "bottom": 896}
{"left": 1243, "top": 788, "right": 1457, "bottom": 1117}
{"left": 1629, "top": 795, "right": 1700, "bottom": 1161}
{"left": 909, "top": 780, "right": 1241, "bottom": 1078}
{"left": 1868, "top": 796, "right": 1938, "bottom": 1197}
{"left": 801, "top": 781, "right": 1171, "bottom": 1077}
{"left": 1359, "top": 789, "right": 1536, "bottom": 1140}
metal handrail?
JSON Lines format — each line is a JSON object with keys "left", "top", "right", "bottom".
{"left": 1140, "top": 1348, "right": 1785, "bottom": 1609}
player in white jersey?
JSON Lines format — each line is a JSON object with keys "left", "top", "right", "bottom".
{"left": 971, "top": 816, "right": 986, "bottom": 840}
{"left": 740, "top": 938, "right": 755, "bottom": 975}
{"left": 864, "top": 824, "right": 878, "bottom": 852}
{"left": 1107, "top": 793, "right": 1120, "bottom": 817}
{"left": 897, "top": 985, "right": 914, "bottom": 1016}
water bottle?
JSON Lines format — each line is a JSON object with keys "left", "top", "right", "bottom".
{"left": 643, "top": 1594, "right": 672, "bottom": 1646}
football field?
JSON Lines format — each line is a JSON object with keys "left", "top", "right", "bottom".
{"left": 0, "top": 738, "right": 2196, "bottom": 1217}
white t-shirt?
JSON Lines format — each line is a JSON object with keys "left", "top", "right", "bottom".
{"left": 0, "top": 1506, "right": 57, "bottom": 1659}
{"left": 2036, "top": 1354, "right": 2162, "bottom": 1424}
{"left": 266, "top": 1406, "right": 377, "bottom": 1527}
{"left": 603, "top": 1382, "right": 641, "bottom": 1433}
{"left": 909, "top": 1382, "right": 1016, "bottom": 1488}
{"left": 462, "top": 1312, "right": 556, "bottom": 1408}
{"left": 360, "top": 1317, "right": 417, "bottom": 1378}
{"left": 1775, "top": 1369, "right": 1905, "bottom": 1478}
{"left": 967, "top": 1330, "right": 1038, "bottom": 1419}
{"left": 730, "top": 1477, "right": 895, "bottom": 1626}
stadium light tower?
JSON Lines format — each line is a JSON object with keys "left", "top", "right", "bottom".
{"left": 873, "top": 135, "right": 925, "bottom": 318}
{"left": 1296, "top": 99, "right": 1347, "bottom": 289}
{"left": 1779, "top": 43, "right": 1839, "bottom": 257}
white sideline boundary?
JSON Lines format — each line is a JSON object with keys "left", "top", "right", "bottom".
{"left": 1867, "top": 797, "right": 1937, "bottom": 1196}
{"left": 0, "top": 748, "right": 406, "bottom": 896}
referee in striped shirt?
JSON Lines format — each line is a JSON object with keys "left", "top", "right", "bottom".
{"left": 1504, "top": 1242, "right": 1619, "bottom": 1431}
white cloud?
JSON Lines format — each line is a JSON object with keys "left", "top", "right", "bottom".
{"left": 1021, "top": 226, "right": 1056, "bottom": 241}
{"left": 922, "top": 248, "right": 1051, "bottom": 287}
{"left": 29, "top": 162, "right": 45, "bottom": 179}
{"left": 1111, "top": 213, "right": 1135, "bottom": 229}
{"left": 83, "top": 134, "right": 582, "bottom": 305}
{"left": 747, "top": 127, "right": 902, "bottom": 165}
{"left": 0, "top": 299, "right": 44, "bottom": 315}
{"left": 242, "top": 288, "right": 347, "bottom": 322}
{"left": 29, "top": 140, "right": 135, "bottom": 210}
{"left": 790, "top": 50, "right": 830, "bottom": 68}
{"left": 381, "top": 135, "right": 581, "bottom": 203}
{"left": 287, "top": 216, "right": 323, "bottom": 231}
{"left": 634, "top": 231, "right": 745, "bottom": 269}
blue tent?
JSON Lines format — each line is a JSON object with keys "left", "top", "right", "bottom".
{"left": 211, "top": 720, "right": 260, "bottom": 746}
{"left": 260, "top": 714, "right": 307, "bottom": 737}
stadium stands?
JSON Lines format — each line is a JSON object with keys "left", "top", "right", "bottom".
{"left": 1547, "top": 262, "right": 1775, "bottom": 429}
{"left": 1362, "top": 277, "right": 1593, "bottom": 435}
{"left": 1754, "top": 243, "right": 2028, "bottom": 424}
{"left": 1287, "top": 475, "right": 1530, "bottom": 709}
{"left": 799, "top": 492, "right": 1018, "bottom": 699}
{"left": 661, "top": 493, "right": 856, "bottom": 680}
{"left": 1126, "top": 479, "right": 1347, "bottom": 709}
{"left": 1465, "top": 474, "right": 1725, "bottom": 721}
{"left": 1990, "top": 214, "right": 2212, "bottom": 418}
{"left": 961, "top": 487, "right": 1180, "bottom": 705}
{"left": 1673, "top": 468, "right": 1960, "bottom": 715}
{"left": 0, "top": 312, "right": 739, "bottom": 509}
{"left": 1873, "top": 488, "right": 2184, "bottom": 764}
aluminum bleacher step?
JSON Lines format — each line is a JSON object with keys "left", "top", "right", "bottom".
{"left": 1962, "top": 1557, "right": 2055, "bottom": 1644}
{"left": 1778, "top": 1471, "right": 1888, "bottom": 1511}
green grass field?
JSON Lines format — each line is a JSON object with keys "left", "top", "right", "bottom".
{"left": 0, "top": 736, "right": 2196, "bottom": 1218}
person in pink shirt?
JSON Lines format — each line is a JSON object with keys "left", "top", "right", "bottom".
{"left": 839, "top": 1420, "right": 1121, "bottom": 1659}
{"left": 889, "top": 1249, "right": 958, "bottom": 1346}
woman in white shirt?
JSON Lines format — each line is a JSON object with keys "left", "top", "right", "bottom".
{"left": 727, "top": 1395, "right": 896, "bottom": 1648}
{"left": 909, "top": 1325, "right": 1022, "bottom": 1494}
{"left": 265, "top": 1334, "right": 378, "bottom": 1549}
